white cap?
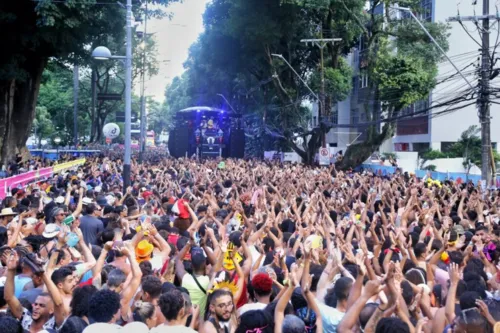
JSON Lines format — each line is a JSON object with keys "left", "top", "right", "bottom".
{"left": 82, "top": 197, "right": 93, "bottom": 206}
{"left": 25, "top": 217, "right": 37, "bottom": 225}
{"left": 55, "top": 196, "right": 65, "bottom": 204}
{"left": 94, "top": 186, "right": 102, "bottom": 193}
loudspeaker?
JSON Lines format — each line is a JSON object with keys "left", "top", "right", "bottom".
{"left": 229, "top": 129, "right": 245, "bottom": 158}
{"left": 168, "top": 127, "right": 190, "bottom": 158}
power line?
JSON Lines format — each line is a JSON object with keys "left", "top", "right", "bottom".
{"left": 30, "top": 0, "right": 129, "bottom": 5}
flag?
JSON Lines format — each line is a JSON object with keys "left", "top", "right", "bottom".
{"left": 172, "top": 199, "right": 190, "bottom": 219}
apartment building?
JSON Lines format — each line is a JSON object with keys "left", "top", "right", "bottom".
{"left": 331, "top": 0, "right": 500, "bottom": 154}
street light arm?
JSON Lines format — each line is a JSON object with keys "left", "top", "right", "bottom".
{"left": 270, "top": 54, "right": 321, "bottom": 103}
{"left": 217, "top": 94, "right": 237, "bottom": 113}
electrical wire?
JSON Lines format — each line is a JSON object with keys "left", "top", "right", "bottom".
{"left": 30, "top": 0, "right": 123, "bottom": 4}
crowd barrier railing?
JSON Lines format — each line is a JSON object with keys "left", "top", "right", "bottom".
{"left": 361, "top": 163, "right": 500, "bottom": 187}
{"left": 0, "top": 158, "right": 86, "bottom": 199}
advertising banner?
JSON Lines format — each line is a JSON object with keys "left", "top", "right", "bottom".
{"left": 52, "top": 158, "right": 86, "bottom": 174}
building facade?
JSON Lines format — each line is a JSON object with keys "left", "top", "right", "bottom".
{"left": 332, "top": 0, "right": 500, "bottom": 154}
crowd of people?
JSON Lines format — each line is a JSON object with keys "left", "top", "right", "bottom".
{"left": 0, "top": 155, "right": 499, "bottom": 333}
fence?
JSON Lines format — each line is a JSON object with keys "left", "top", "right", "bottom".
{"left": 0, "top": 158, "right": 86, "bottom": 200}
{"left": 361, "top": 164, "right": 500, "bottom": 187}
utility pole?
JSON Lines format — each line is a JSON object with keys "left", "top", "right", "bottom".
{"left": 139, "top": 2, "right": 148, "bottom": 164}
{"left": 73, "top": 65, "right": 79, "bottom": 148}
{"left": 123, "top": 0, "right": 133, "bottom": 190}
{"left": 91, "top": 68, "right": 96, "bottom": 146}
{"left": 448, "top": 1, "right": 494, "bottom": 185}
{"left": 301, "top": 37, "right": 341, "bottom": 147}
{"left": 481, "top": 0, "right": 492, "bottom": 186}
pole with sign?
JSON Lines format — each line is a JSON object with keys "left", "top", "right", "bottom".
{"left": 319, "top": 147, "right": 330, "bottom": 166}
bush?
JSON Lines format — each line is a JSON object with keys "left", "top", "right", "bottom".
{"left": 420, "top": 149, "right": 447, "bottom": 160}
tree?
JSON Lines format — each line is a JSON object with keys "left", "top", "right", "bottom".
{"left": 0, "top": 0, "right": 176, "bottom": 163}
{"left": 335, "top": 1, "right": 451, "bottom": 169}
{"left": 147, "top": 98, "right": 173, "bottom": 135}
{"left": 36, "top": 61, "right": 91, "bottom": 145}
{"left": 164, "top": 0, "right": 361, "bottom": 163}
{"left": 418, "top": 149, "right": 448, "bottom": 169}
{"left": 32, "top": 106, "right": 54, "bottom": 146}
{"left": 164, "top": 0, "right": 450, "bottom": 165}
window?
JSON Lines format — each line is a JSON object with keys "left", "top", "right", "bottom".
{"left": 401, "top": 0, "right": 433, "bottom": 22}
{"left": 331, "top": 109, "right": 338, "bottom": 125}
{"left": 421, "top": 0, "right": 433, "bottom": 22}
{"left": 351, "top": 110, "right": 359, "bottom": 125}
{"left": 401, "top": 98, "right": 430, "bottom": 117}
{"left": 412, "top": 142, "right": 430, "bottom": 152}
{"left": 360, "top": 74, "right": 369, "bottom": 89}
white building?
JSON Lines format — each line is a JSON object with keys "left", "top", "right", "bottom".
{"left": 332, "top": 0, "right": 500, "bottom": 154}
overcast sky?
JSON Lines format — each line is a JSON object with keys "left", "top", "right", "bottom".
{"left": 143, "top": 0, "right": 210, "bottom": 102}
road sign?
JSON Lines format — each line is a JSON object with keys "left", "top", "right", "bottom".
{"left": 319, "top": 147, "right": 330, "bottom": 166}
{"left": 97, "top": 93, "right": 122, "bottom": 101}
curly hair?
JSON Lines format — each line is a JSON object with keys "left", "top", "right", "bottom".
{"left": 88, "top": 289, "right": 121, "bottom": 323}
{"left": 158, "top": 289, "right": 185, "bottom": 321}
{"left": 251, "top": 273, "right": 273, "bottom": 296}
{"left": 70, "top": 285, "right": 97, "bottom": 317}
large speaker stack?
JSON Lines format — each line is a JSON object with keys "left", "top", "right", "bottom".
{"left": 168, "top": 127, "right": 190, "bottom": 158}
{"left": 229, "top": 129, "right": 245, "bottom": 158}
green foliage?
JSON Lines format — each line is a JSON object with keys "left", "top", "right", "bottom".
{"left": 418, "top": 126, "right": 499, "bottom": 172}
{"left": 382, "top": 152, "right": 398, "bottom": 160}
{"left": 420, "top": 149, "right": 448, "bottom": 160}
{"left": 449, "top": 125, "right": 482, "bottom": 169}
{"left": 423, "top": 164, "right": 436, "bottom": 171}
{"left": 310, "top": 58, "right": 353, "bottom": 103}
{"left": 32, "top": 106, "right": 54, "bottom": 145}
{"left": 147, "top": 98, "right": 173, "bottom": 134}
{"left": 0, "top": 0, "right": 177, "bottom": 163}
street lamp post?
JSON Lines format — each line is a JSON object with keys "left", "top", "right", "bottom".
{"left": 91, "top": 0, "right": 133, "bottom": 192}
{"left": 139, "top": 2, "right": 148, "bottom": 164}
{"left": 54, "top": 137, "right": 61, "bottom": 160}
{"left": 41, "top": 139, "right": 48, "bottom": 162}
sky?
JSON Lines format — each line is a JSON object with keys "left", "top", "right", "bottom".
{"left": 143, "top": 0, "right": 211, "bottom": 102}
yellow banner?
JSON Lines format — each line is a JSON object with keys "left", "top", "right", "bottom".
{"left": 52, "top": 158, "right": 86, "bottom": 174}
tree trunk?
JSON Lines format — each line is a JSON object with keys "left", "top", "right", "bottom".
{"left": 0, "top": 57, "right": 47, "bottom": 165}
{"left": 336, "top": 123, "right": 395, "bottom": 170}
{"left": 288, "top": 126, "right": 328, "bottom": 165}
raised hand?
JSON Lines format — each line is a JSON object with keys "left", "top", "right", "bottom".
{"left": 104, "top": 241, "right": 114, "bottom": 252}
{"left": 448, "top": 262, "right": 461, "bottom": 285}
{"left": 6, "top": 250, "right": 18, "bottom": 271}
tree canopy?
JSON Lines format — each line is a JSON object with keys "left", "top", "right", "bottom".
{"left": 0, "top": 0, "right": 176, "bottom": 163}
{"left": 164, "top": 0, "right": 451, "bottom": 165}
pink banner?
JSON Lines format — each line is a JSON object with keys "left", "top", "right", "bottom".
{"left": 0, "top": 167, "right": 53, "bottom": 200}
